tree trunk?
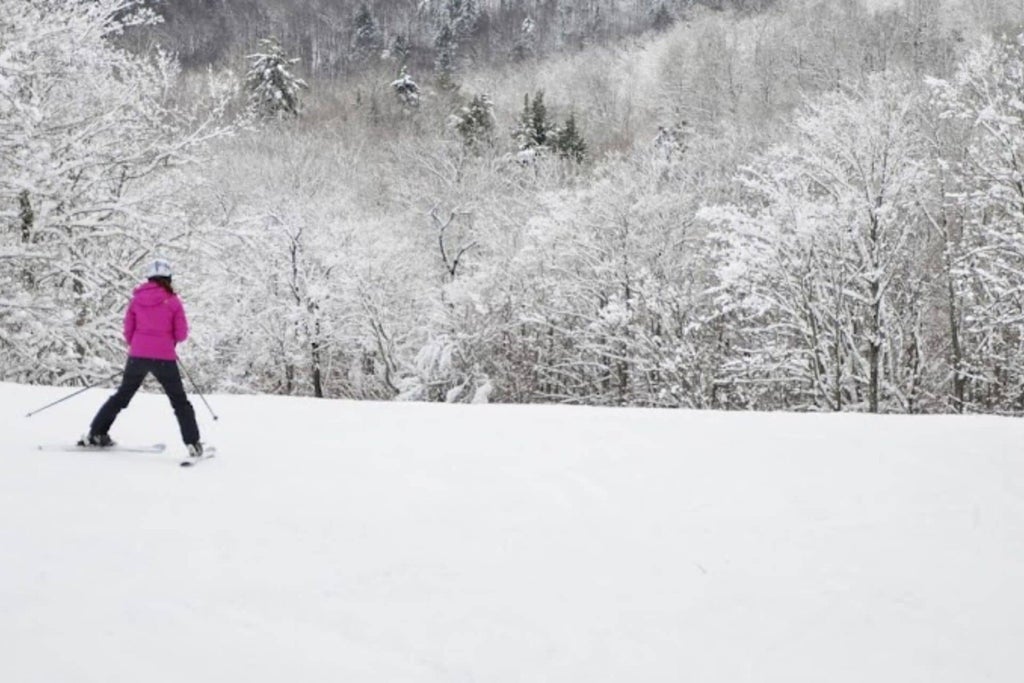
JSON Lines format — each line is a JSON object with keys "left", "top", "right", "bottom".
{"left": 311, "top": 340, "right": 323, "bottom": 398}
{"left": 868, "top": 287, "right": 880, "bottom": 413}
{"left": 867, "top": 211, "right": 882, "bottom": 414}
{"left": 311, "top": 312, "right": 324, "bottom": 398}
{"left": 19, "top": 190, "right": 33, "bottom": 243}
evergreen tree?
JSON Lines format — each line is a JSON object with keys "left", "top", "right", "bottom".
{"left": 512, "top": 91, "right": 553, "bottom": 151}
{"left": 653, "top": 120, "right": 688, "bottom": 161}
{"left": 391, "top": 66, "right": 420, "bottom": 108}
{"left": 352, "top": 3, "right": 382, "bottom": 61}
{"left": 245, "top": 37, "right": 308, "bottom": 119}
{"left": 453, "top": 93, "right": 495, "bottom": 149}
{"left": 390, "top": 34, "right": 410, "bottom": 65}
{"left": 434, "top": 23, "right": 458, "bottom": 90}
{"left": 651, "top": 4, "right": 675, "bottom": 32}
{"left": 448, "top": 0, "right": 481, "bottom": 43}
{"left": 553, "top": 112, "right": 587, "bottom": 163}
{"left": 512, "top": 16, "right": 537, "bottom": 62}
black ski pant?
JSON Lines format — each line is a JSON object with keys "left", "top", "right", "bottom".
{"left": 90, "top": 357, "right": 200, "bottom": 445}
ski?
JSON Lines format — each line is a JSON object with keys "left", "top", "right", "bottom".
{"left": 39, "top": 443, "right": 167, "bottom": 454}
{"left": 180, "top": 446, "right": 216, "bottom": 467}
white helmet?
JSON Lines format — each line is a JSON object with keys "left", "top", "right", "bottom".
{"left": 145, "top": 258, "right": 173, "bottom": 279}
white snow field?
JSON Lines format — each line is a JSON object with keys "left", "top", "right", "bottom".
{"left": 3, "top": 380, "right": 1024, "bottom": 682}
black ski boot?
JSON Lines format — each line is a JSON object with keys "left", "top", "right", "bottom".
{"left": 77, "top": 433, "right": 114, "bottom": 448}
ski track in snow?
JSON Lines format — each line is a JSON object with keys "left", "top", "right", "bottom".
{"left": 3, "top": 381, "right": 1024, "bottom": 682}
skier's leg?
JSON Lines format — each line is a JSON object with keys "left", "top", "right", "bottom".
{"left": 89, "top": 357, "right": 148, "bottom": 437}
{"left": 152, "top": 360, "right": 200, "bottom": 445}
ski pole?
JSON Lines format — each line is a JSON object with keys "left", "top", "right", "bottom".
{"left": 178, "top": 360, "right": 219, "bottom": 421}
{"left": 24, "top": 372, "right": 120, "bottom": 418}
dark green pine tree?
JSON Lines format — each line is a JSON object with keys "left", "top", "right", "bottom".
{"left": 651, "top": 3, "right": 675, "bottom": 32}
{"left": 449, "top": 0, "right": 480, "bottom": 42}
{"left": 245, "top": 37, "right": 308, "bottom": 118}
{"left": 352, "top": 3, "right": 382, "bottom": 61}
{"left": 553, "top": 112, "right": 587, "bottom": 163}
{"left": 513, "top": 91, "right": 552, "bottom": 150}
{"left": 391, "top": 65, "right": 420, "bottom": 108}
{"left": 391, "top": 34, "right": 411, "bottom": 65}
{"left": 454, "top": 93, "right": 495, "bottom": 149}
{"left": 434, "top": 23, "right": 458, "bottom": 91}
{"left": 511, "top": 16, "right": 536, "bottom": 63}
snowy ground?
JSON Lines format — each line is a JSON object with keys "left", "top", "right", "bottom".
{"left": 3, "top": 380, "right": 1024, "bottom": 682}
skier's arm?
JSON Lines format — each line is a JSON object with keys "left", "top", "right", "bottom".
{"left": 173, "top": 299, "right": 189, "bottom": 344}
{"left": 123, "top": 300, "right": 136, "bottom": 345}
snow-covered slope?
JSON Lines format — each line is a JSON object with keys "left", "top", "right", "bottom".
{"left": 4, "top": 381, "right": 1023, "bottom": 682}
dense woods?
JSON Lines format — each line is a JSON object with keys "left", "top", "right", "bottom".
{"left": 4, "top": 0, "right": 1024, "bottom": 414}
{"left": 134, "top": 0, "right": 773, "bottom": 74}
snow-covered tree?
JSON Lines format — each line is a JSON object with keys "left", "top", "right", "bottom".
{"left": 390, "top": 34, "right": 411, "bottom": 66}
{"left": 0, "top": 0, "right": 233, "bottom": 385}
{"left": 512, "top": 17, "right": 537, "bottom": 62}
{"left": 391, "top": 66, "right": 421, "bottom": 108}
{"left": 245, "top": 37, "right": 308, "bottom": 119}
{"left": 352, "top": 3, "right": 384, "bottom": 62}
{"left": 923, "top": 35, "right": 1024, "bottom": 413}
{"left": 491, "top": 141, "right": 717, "bottom": 407}
{"left": 198, "top": 130, "right": 426, "bottom": 399}
{"left": 447, "top": 0, "right": 481, "bottom": 44}
{"left": 513, "top": 91, "right": 554, "bottom": 152}
{"left": 453, "top": 94, "right": 495, "bottom": 149}
{"left": 702, "top": 74, "right": 929, "bottom": 412}
{"left": 553, "top": 112, "right": 588, "bottom": 163}
{"left": 651, "top": 4, "right": 675, "bottom": 32}
{"left": 433, "top": 23, "right": 459, "bottom": 90}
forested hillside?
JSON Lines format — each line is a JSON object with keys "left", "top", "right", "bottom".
{"left": 133, "top": 0, "right": 771, "bottom": 73}
{"left": 4, "top": 0, "right": 1024, "bottom": 413}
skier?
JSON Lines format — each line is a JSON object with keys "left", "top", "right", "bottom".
{"left": 78, "top": 258, "right": 204, "bottom": 459}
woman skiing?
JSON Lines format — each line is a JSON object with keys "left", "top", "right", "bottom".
{"left": 79, "top": 258, "right": 204, "bottom": 459}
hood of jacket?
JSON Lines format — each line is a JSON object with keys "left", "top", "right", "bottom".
{"left": 133, "top": 281, "right": 172, "bottom": 307}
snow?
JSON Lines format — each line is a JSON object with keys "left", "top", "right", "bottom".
{"left": 3, "top": 380, "right": 1024, "bottom": 682}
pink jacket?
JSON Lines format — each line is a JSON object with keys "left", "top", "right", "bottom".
{"left": 123, "top": 281, "right": 189, "bottom": 361}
